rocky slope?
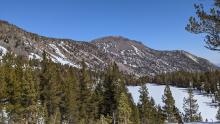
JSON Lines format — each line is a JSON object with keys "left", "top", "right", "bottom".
{"left": 91, "top": 36, "right": 218, "bottom": 76}
{"left": 0, "top": 20, "right": 218, "bottom": 76}
{"left": 0, "top": 20, "right": 110, "bottom": 69}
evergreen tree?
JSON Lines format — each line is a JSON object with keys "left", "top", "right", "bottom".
{"left": 92, "top": 78, "right": 105, "bottom": 121}
{"left": 117, "top": 92, "right": 132, "bottom": 124}
{"left": 60, "top": 67, "right": 79, "bottom": 123}
{"left": 162, "top": 84, "right": 179, "bottom": 123}
{"left": 96, "top": 115, "right": 112, "bottom": 124}
{"left": 39, "top": 53, "right": 62, "bottom": 123}
{"left": 173, "top": 107, "right": 183, "bottom": 124}
{"left": 138, "top": 84, "right": 154, "bottom": 124}
{"left": 102, "top": 62, "right": 125, "bottom": 123}
{"left": 4, "top": 53, "right": 21, "bottom": 123}
{"left": 186, "top": 0, "right": 220, "bottom": 51}
{"left": 19, "top": 66, "right": 38, "bottom": 123}
{"left": 0, "top": 66, "right": 6, "bottom": 123}
{"left": 183, "top": 82, "right": 202, "bottom": 122}
{"left": 130, "top": 105, "right": 140, "bottom": 124}
{"left": 156, "top": 105, "right": 166, "bottom": 124}
{"left": 78, "top": 60, "right": 93, "bottom": 123}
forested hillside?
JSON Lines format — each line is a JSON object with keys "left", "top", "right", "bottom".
{"left": 0, "top": 52, "right": 167, "bottom": 124}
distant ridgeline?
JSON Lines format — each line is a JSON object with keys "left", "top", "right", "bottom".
{"left": 0, "top": 20, "right": 219, "bottom": 77}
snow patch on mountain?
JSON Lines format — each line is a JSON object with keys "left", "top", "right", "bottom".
{"left": 58, "top": 42, "right": 71, "bottom": 54}
{"left": 102, "top": 43, "right": 110, "bottom": 53}
{"left": 131, "top": 45, "right": 143, "bottom": 57}
{"left": 185, "top": 52, "right": 198, "bottom": 63}
{"left": 49, "top": 53, "right": 80, "bottom": 68}
{"left": 129, "top": 64, "right": 137, "bottom": 68}
{"left": 49, "top": 44, "right": 66, "bottom": 59}
{"left": 0, "top": 46, "right": 7, "bottom": 60}
{"left": 0, "top": 46, "right": 7, "bottom": 56}
{"left": 123, "top": 60, "right": 127, "bottom": 64}
{"left": 92, "top": 54, "right": 104, "bottom": 63}
{"left": 29, "top": 53, "right": 42, "bottom": 60}
{"left": 120, "top": 50, "right": 125, "bottom": 56}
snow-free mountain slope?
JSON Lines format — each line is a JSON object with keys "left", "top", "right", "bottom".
{"left": 0, "top": 20, "right": 218, "bottom": 76}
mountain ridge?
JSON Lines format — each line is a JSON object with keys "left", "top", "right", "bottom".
{"left": 91, "top": 36, "right": 218, "bottom": 76}
{"left": 0, "top": 20, "right": 218, "bottom": 76}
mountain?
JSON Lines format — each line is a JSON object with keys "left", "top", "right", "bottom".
{"left": 91, "top": 36, "right": 218, "bottom": 76}
{"left": 0, "top": 20, "right": 218, "bottom": 76}
{"left": 0, "top": 20, "right": 110, "bottom": 69}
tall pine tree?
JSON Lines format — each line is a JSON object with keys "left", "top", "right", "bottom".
{"left": 78, "top": 60, "right": 93, "bottom": 124}
{"left": 102, "top": 62, "right": 125, "bottom": 123}
{"left": 117, "top": 92, "right": 132, "bottom": 124}
{"left": 138, "top": 84, "right": 155, "bottom": 124}
{"left": 183, "top": 82, "right": 202, "bottom": 122}
{"left": 162, "top": 84, "right": 180, "bottom": 123}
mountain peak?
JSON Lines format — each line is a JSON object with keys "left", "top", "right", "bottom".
{"left": 92, "top": 35, "right": 144, "bottom": 46}
{"left": 92, "top": 35, "right": 130, "bottom": 41}
{"left": 0, "top": 20, "right": 9, "bottom": 25}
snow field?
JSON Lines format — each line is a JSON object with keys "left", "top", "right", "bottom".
{"left": 127, "top": 83, "right": 218, "bottom": 122}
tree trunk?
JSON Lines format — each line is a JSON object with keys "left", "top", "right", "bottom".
{"left": 112, "top": 112, "right": 115, "bottom": 124}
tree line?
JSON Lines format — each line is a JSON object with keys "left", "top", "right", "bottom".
{"left": 152, "top": 71, "right": 220, "bottom": 94}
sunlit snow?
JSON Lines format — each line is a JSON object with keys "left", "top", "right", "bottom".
{"left": 29, "top": 53, "right": 42, "bottom": 60}
{"left": 0, "top": 46, "right": 7, "bottom": 56}
{"left": 49, "top": 44, "right": 66, "bottom": 58}
{"left": 50, "top": 54, "right": 80, "bottom": 68}
{"left": 184, "top": 52, "right": 199, "bottom": 63}
{"left": 127, "top": 83, "right": 218, "bottom": 122}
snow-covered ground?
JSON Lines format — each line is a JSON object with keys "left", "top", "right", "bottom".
{"left": 127, "top": 83, "right": 219, "bottom": 123}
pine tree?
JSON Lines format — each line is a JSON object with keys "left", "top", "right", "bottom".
{"left": 183, "top": 82, "right": 202, "bottom": 122}
{"left": 0, "top": 65, "right": 6, "bottom": 123}
{"left": 19, "top": 66, "right": 38, "bottom": 123}
{"left": 138, "top": 84, "right": 154, "bottom": 124}
{"left": 173, "top": 106, "right": 183, "bottom": 124}
{"left": 96, "top": 115, "right": 112, "bottom": 124}
{"left": 186, "top": 0, "right": 220, "bottom": 51}
{"left": 92, "top": 78, "right": 104, "bottom": 121}
{"left": 102, "top": 62, "right": 125, "bottom": 123}
{"left": 117, "top": 92, "right": 132, "bottom": 124}
{"left": 4, "top": 53, "right": 21, "bottom": 123}
{"left": 78, "top": 60, "right": 93, "bottom": 123}
{"left": 39, "top": 54, "right": 62, "bottom": 123}
{"left": 156, "top": 105, "right": 166, "bottom": 124}
{"left": 130, "top": 101, "right": 140, "bottom": 124}
{"left": 162, "top": 84, "right": 179, "bottom": 123}
{"left": 60, "top": 67, "right": 79, "bottom": 123}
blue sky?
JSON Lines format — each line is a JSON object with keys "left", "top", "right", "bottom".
{"left": 0, "top": 0, "right": 219, "bottom": 64}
